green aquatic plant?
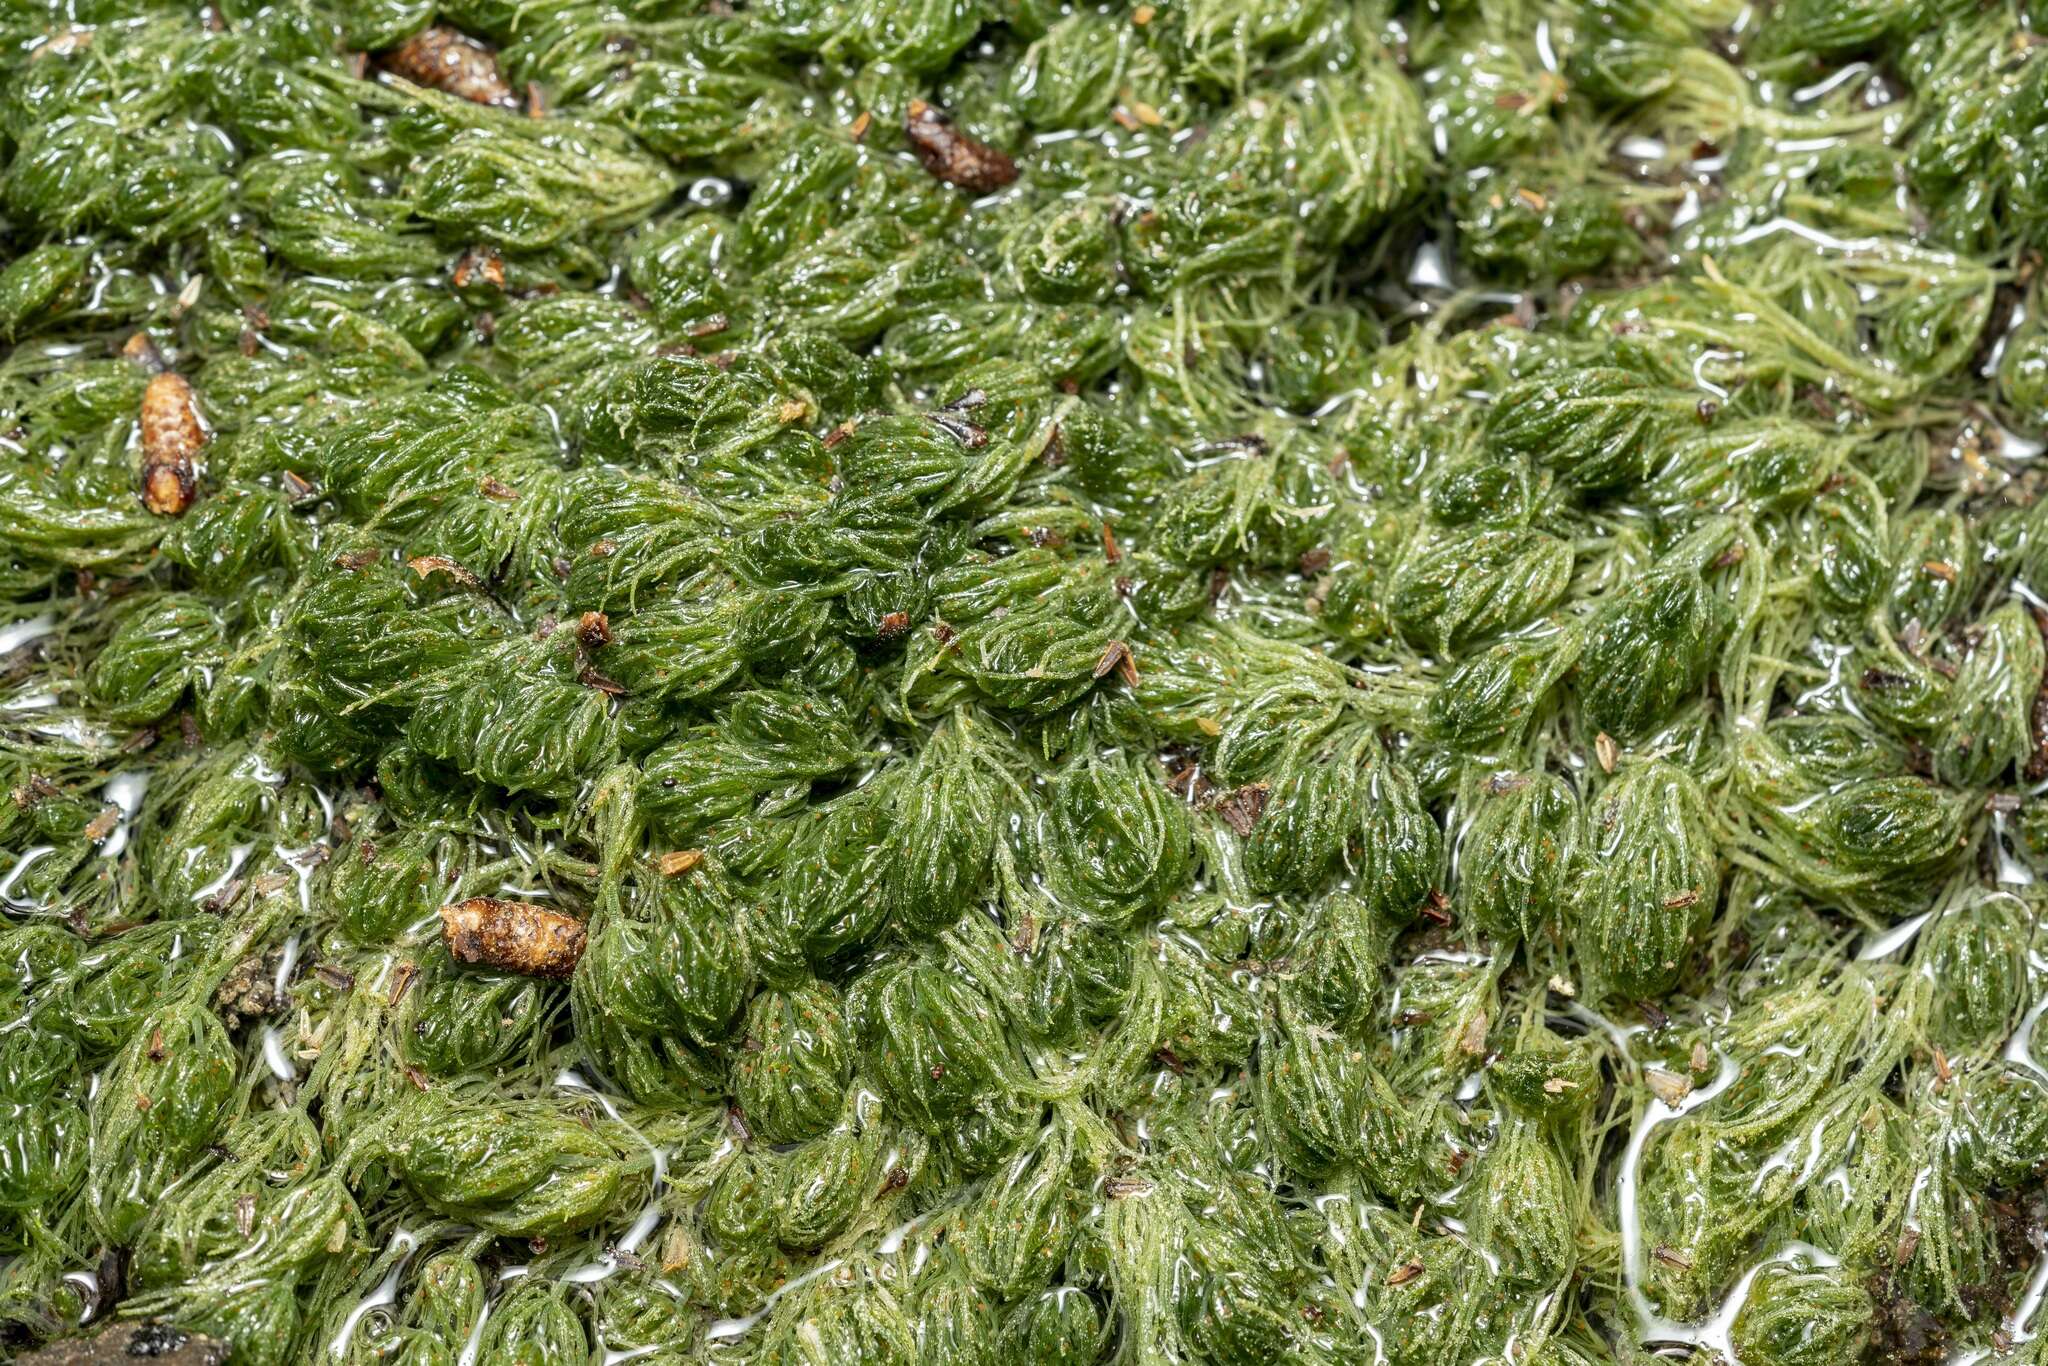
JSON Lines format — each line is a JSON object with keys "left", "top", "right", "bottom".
{"left": 3, "top": 0, "right": 2048, "bottom": 1361}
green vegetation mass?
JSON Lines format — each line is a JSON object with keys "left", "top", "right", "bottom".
{"left": 3, "top": 0, "right": 2048, "bottom": 1362}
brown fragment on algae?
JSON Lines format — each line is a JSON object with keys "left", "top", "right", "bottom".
{"left": 452, "top": 245, "right": 507, "bottom": 290}
{"left": 1645, "top": 1067, "right": 1693, "bottom": 1108}
{"left": 140, "top": 372, "right": 205, "bottom": 516}
{"left": 122, "top": 331, "right": 168, "bottom": 374}
{"left": 658, "top": 849, "right": 704, "bottom": 877}
{"left": 407, "top": 554, "right": 483, "bottom": 590}
{"left": 440, "top": 897, "right": 587, "bottom": 978}
{"left": 1094, "top": 638, "right": 1139, "bottom": 686}
{"left": 377, "top": 26, "right": 518, "bottom": 108}
{"left": 905, "top": 100, "right": 1019, "bottom": 193}
{"left": 1213, "top": 782, "right": 1269, "bottom": 835}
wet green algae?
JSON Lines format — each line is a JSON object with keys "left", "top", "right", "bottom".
{"left": 3, "top": 0, "right": 2048, "bottom": 1362}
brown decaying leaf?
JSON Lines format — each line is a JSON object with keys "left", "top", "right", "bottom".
{"left": 1213, "top": 782, "right": 1270, "bottom": 835}
{"left": 905, "top": 100, "right": 1020, "bottom": 193}
{"left": 1094, "top": 638, "right": 1140, "bottom": 686}
{"left": 440, "top": 898, "right": 587, "bottom": 978}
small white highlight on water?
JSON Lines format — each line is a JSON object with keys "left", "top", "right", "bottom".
{"left": 1856, "top": 907, "right": 1937, "bottom": 961}
{"left": 1407, "top": 239, "right": 1451, "bottom": 291}
{"left": 329, "top": 1229, "right": 418, "bottom": 1358}
{"left": 0, "top": 614, "right": 54, "bottom": 655}
{"left": 0, "top": 846, "right": 57, "bottom": 909}
{"left": 98, "top": 770, "right": 149, "bottom": 860}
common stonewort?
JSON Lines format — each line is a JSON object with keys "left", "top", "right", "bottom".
{"left": 2, "top": 2, "right": 2048, "bottom": 1364}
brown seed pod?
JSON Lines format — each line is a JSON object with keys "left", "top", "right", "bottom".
{"left": 657, "top": 849, "right": 704, "bottom": 877}
{"left": 377, "top": 26, "right": 517, "bottom": 108}
{"left": 139, "top": 372, "right": 205, "bottom": 517}
{"left": 439, "top": 897, "right": 587, "bottom": 978}
{"left": 904, "top": 100, "right": 1019, "bottom": 193}
{"left": 1093, "top": 638, "right": 1139, "bottom": 686}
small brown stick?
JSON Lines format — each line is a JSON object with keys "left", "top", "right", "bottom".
{"left": 140, "top": 372, "right": 205, "bottom": 516}
{"left": 378, "top": 26, "right": 517, "bottom": 108}
{"left": 440, "top": 897, "right": 586, "bottom": 978}
{"left": 904, "top": 100, "right": 1019, "bottom": 193}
